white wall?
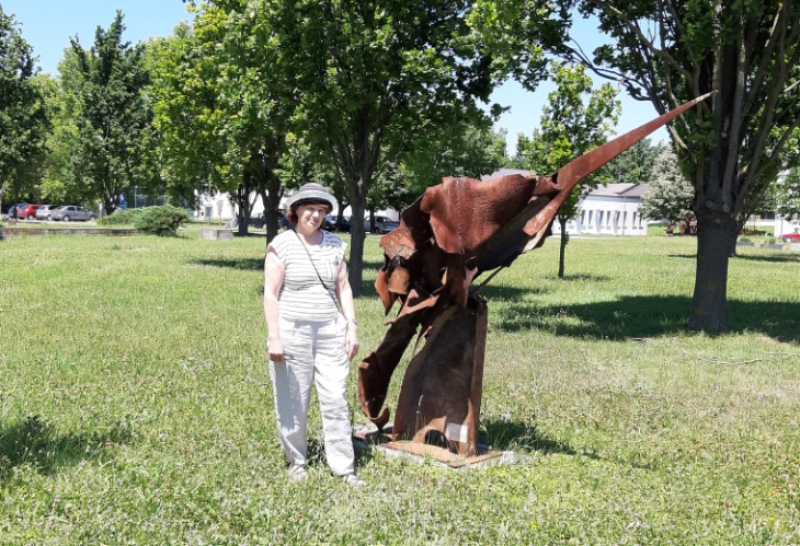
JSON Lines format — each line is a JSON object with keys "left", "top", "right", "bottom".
{"left": 551, "top": 196, "right": 647, "bottom": 236}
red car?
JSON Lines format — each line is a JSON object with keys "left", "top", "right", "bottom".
{"left": 780, "top": 231, "right": 800, "bottom": 243}
{"left": 14, "top": 203, "right": 40, "bottom": 220}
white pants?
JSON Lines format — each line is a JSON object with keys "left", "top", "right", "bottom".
{"left": 269, "top": 315, "right": 355, "bottom": 476}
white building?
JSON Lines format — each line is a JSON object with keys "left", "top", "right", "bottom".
{"left": 481, "top": 169, "right": 648, "bottom": 236}
{"left": 192, "top": 189, "right": 399, "bottom": 223}
{"left": 555, "top": 183, "right": 649, "bottom": 236}
{"left": 194, "top": 190, "right": 246, "bottom": 221}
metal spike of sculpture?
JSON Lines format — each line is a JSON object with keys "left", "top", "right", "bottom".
{"left": 358, "top": 94, "right": 714, "bottom": 457}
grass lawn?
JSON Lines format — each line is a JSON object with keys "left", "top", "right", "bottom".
{"left": 1, "top": 231, "right": 799, "bottom": 544}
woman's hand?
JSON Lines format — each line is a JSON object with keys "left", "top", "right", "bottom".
{"left": 268, "top": 336, "right": 285, "bottom": 363}
{"left": 345, "top": 328, "right": 359, "bottom": 361}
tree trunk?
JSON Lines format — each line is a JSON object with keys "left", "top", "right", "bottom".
{"left": 258, "top": 174, "right": 283, "bottom": 246}
{"left": 237, "top": 205, "right": 248, "bottom": 236}
{"left": 348, "top": 179, "right": 367, "bottom": 297}
{"left": 258, "top": 188, "right": 280, "bottom": 247}
{"left": 235, "top": 165, "right": 256, "bottom": 237}
{"left": 558, "top": 217, "right": 568, "bottom": 279}
{"left": 687, "top": 208, "right": 738, "bottom": 331}
{"left": 103, "top": 195, "right": 117, "bottom": 216}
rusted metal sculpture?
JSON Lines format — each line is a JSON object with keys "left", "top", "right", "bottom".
{"left": 358, "top": 94, "right": 714, "bottom": 457}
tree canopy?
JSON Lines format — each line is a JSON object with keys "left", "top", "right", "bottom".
{"left": 60, "top": 11, "right": 157, "bottom": 214}
{"left": 193, "top": 0, "right": 560, "bottom": 295}
{"left": 0, "top": 6, "right": 48, "bottom": 207}
{"left": 516, "top": 62, "right": 620, "bottom": 278}
{"left": 639, "top": 145, "right": 694, "bottom": 224}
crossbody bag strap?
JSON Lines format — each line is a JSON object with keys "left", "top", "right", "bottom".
{"left": 292, "top": 229, "right": 342, "bottom": 313}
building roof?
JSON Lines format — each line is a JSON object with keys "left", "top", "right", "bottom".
{"left": 588, "top": 183, "right": 649, "bottom": 198}
{"left": 481, "top": 169, "right": 649, "bottom": 198}
{"left": 480, "top": 168, "right": 532, "bottom": 181}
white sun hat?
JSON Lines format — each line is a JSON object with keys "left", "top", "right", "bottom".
{"left": 285, "top": 183, "right": 338, "bottom": 212}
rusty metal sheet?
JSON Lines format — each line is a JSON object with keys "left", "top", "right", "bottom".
{"left": 358, "top": 94, "right": 715, "bottom": 455}
{"left": 392, "top": 296, "right": 487, "bottom": 456}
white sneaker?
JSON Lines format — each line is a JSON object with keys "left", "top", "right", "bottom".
{"left": 342, "top": 473, "right": 366, "bottom": 487}
{"left": 288, "top": 464, "right": 308, "bottom": 481}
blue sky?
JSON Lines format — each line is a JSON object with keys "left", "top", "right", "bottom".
{"left": 4, "top": 1, "right": 667, "bottom": 155}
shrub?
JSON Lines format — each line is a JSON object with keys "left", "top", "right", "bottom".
{"left": 97, "top": 208, "right": 145, "bottom": 226}
{"left": 133, "top": 206, "right": 191, "bottom": 235}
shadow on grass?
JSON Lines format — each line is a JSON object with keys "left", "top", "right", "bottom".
{"left": 193, "top": 258, "right": 264, "bottom": 270}
{"left": 495, "top": 295, "right": 800, "bottom": 343}
{"left": 475, "top": 284, "right": 551, "bottom": 301}
{"left": 480, "top": 419, "right": 593, "bottom": 458}
{"left": 669, "top": 252, "right": 800, "bottom": 264}
{"left": 0, "top": 415, "right": 133, "bottom": 483}
{"left": 667, "top": 254, "right": 697, "bottom": 259}
{"left": 543, "top": 273, "right": 613, "bottom": 283}
{"left": 732, "top": 253, "right": 800, "bottom": 264}
{"left": 357, "top": 280, "right": 551, "bottom": 305}
{"left": 190, "top": 258, "right": 385, "bottom": 273}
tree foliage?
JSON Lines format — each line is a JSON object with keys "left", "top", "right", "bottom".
{"left": 148, "top": 23, "right": 225, "bottom": 207}
{"left": 397, "top": 116, "right": 508, "bottom": 205}
{"left": 198, "top": 0, "right": 559, "bottom": 295}
{"left": 640, "top": 145, "right": 694, "bottom": 223}
{"left": 59, "top": 12, "right": 157, "bottom": 214}
{"left": 150, "top": 5, "right": 307, "bottom": 239}
{"left": 606, "top": 138, "right": 660, "bottom": 187}
{"left": 561, "top": 0, "right": 800, "bottom": 330}
{"left": 773, "top": 166, "right": 800, "bottom": 221}
{"left": 0, "top": 6, "right": 48, "bottom": 206}
{"left": 516, "top": 62, "right": 620, "bottom": 278}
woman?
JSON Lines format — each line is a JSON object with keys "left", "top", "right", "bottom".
{"left": 263, "top": 183, "right": 365, "bottom": 486}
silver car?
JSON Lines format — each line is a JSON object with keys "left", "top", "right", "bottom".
{"left": 51, "top": 205, "right": 96, "bottom": 222}
{"left": 35, "top": 205, "right": 60, "bottom": 220}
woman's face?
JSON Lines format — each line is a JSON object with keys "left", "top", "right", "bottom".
{"left": 295, "top": 203, "right": 329, "bottom": 232}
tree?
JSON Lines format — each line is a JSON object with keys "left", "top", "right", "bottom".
{"left": 398, "top": 117, "right": 508, "bottom": 203}
{"left": 773, "top": 166, "right": 800, "bottom": 221}
{"left": 562, "top": 1, "right": 800, "bottom": 330}
{"left": 640, "top": 145, "right": 695, "bottom": 223}
{"left": 60, "top": 12, "right": 157, "bottom": 214}
{"left": 516, "top": 62, "right": 620, "bottom": 278}
{"left": 209, "top": 0, "right": 559, "bottom": 296}
{"left": 150, "top": 5, "right": 304, "bottom": 240}
{"left": 0, "top": 6, "right": 48, "bottom": 209}
{"left": 148, "top": 25, "right": 224, "bottom": 213}
{"left": 606, "top": 138, "right": 660, "bottom": 187}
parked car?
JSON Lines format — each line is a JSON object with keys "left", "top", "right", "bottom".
{"left": 15, "top": 203, "right": 40, "bottom": 220}
{"left": 376, "top": 219, "right": 399, "bottom": 234}
{"left": 35, "top": 205, "right": 60, "bottom": 220}
{"left": 249, "top": 213, "right": 266, "bottom": 229}
{"left": 249, "top": 212, "right": 292, "bottom": 230}
{"left": 325, "top": 215, "right": 351, "bottom": 232}
{"left": 51, "top": 205, "right": 96, "bottom": 222}
{"left": 780, "top": 231, "right": 800, "bottom": 243}
{"left": 372, "top": 215, "right": 399, "bottom": 234}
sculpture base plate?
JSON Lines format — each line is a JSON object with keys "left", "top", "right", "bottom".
{"left": 353, "top": 423, "right": 524, "bottom": 470}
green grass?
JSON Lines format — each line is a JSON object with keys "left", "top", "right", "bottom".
{"left": 1, "top": 232, "right": 799, "bottom": 544}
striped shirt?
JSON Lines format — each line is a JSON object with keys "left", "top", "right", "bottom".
{"left": 269, "top": 229, "right": 346, "bottom": 321}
